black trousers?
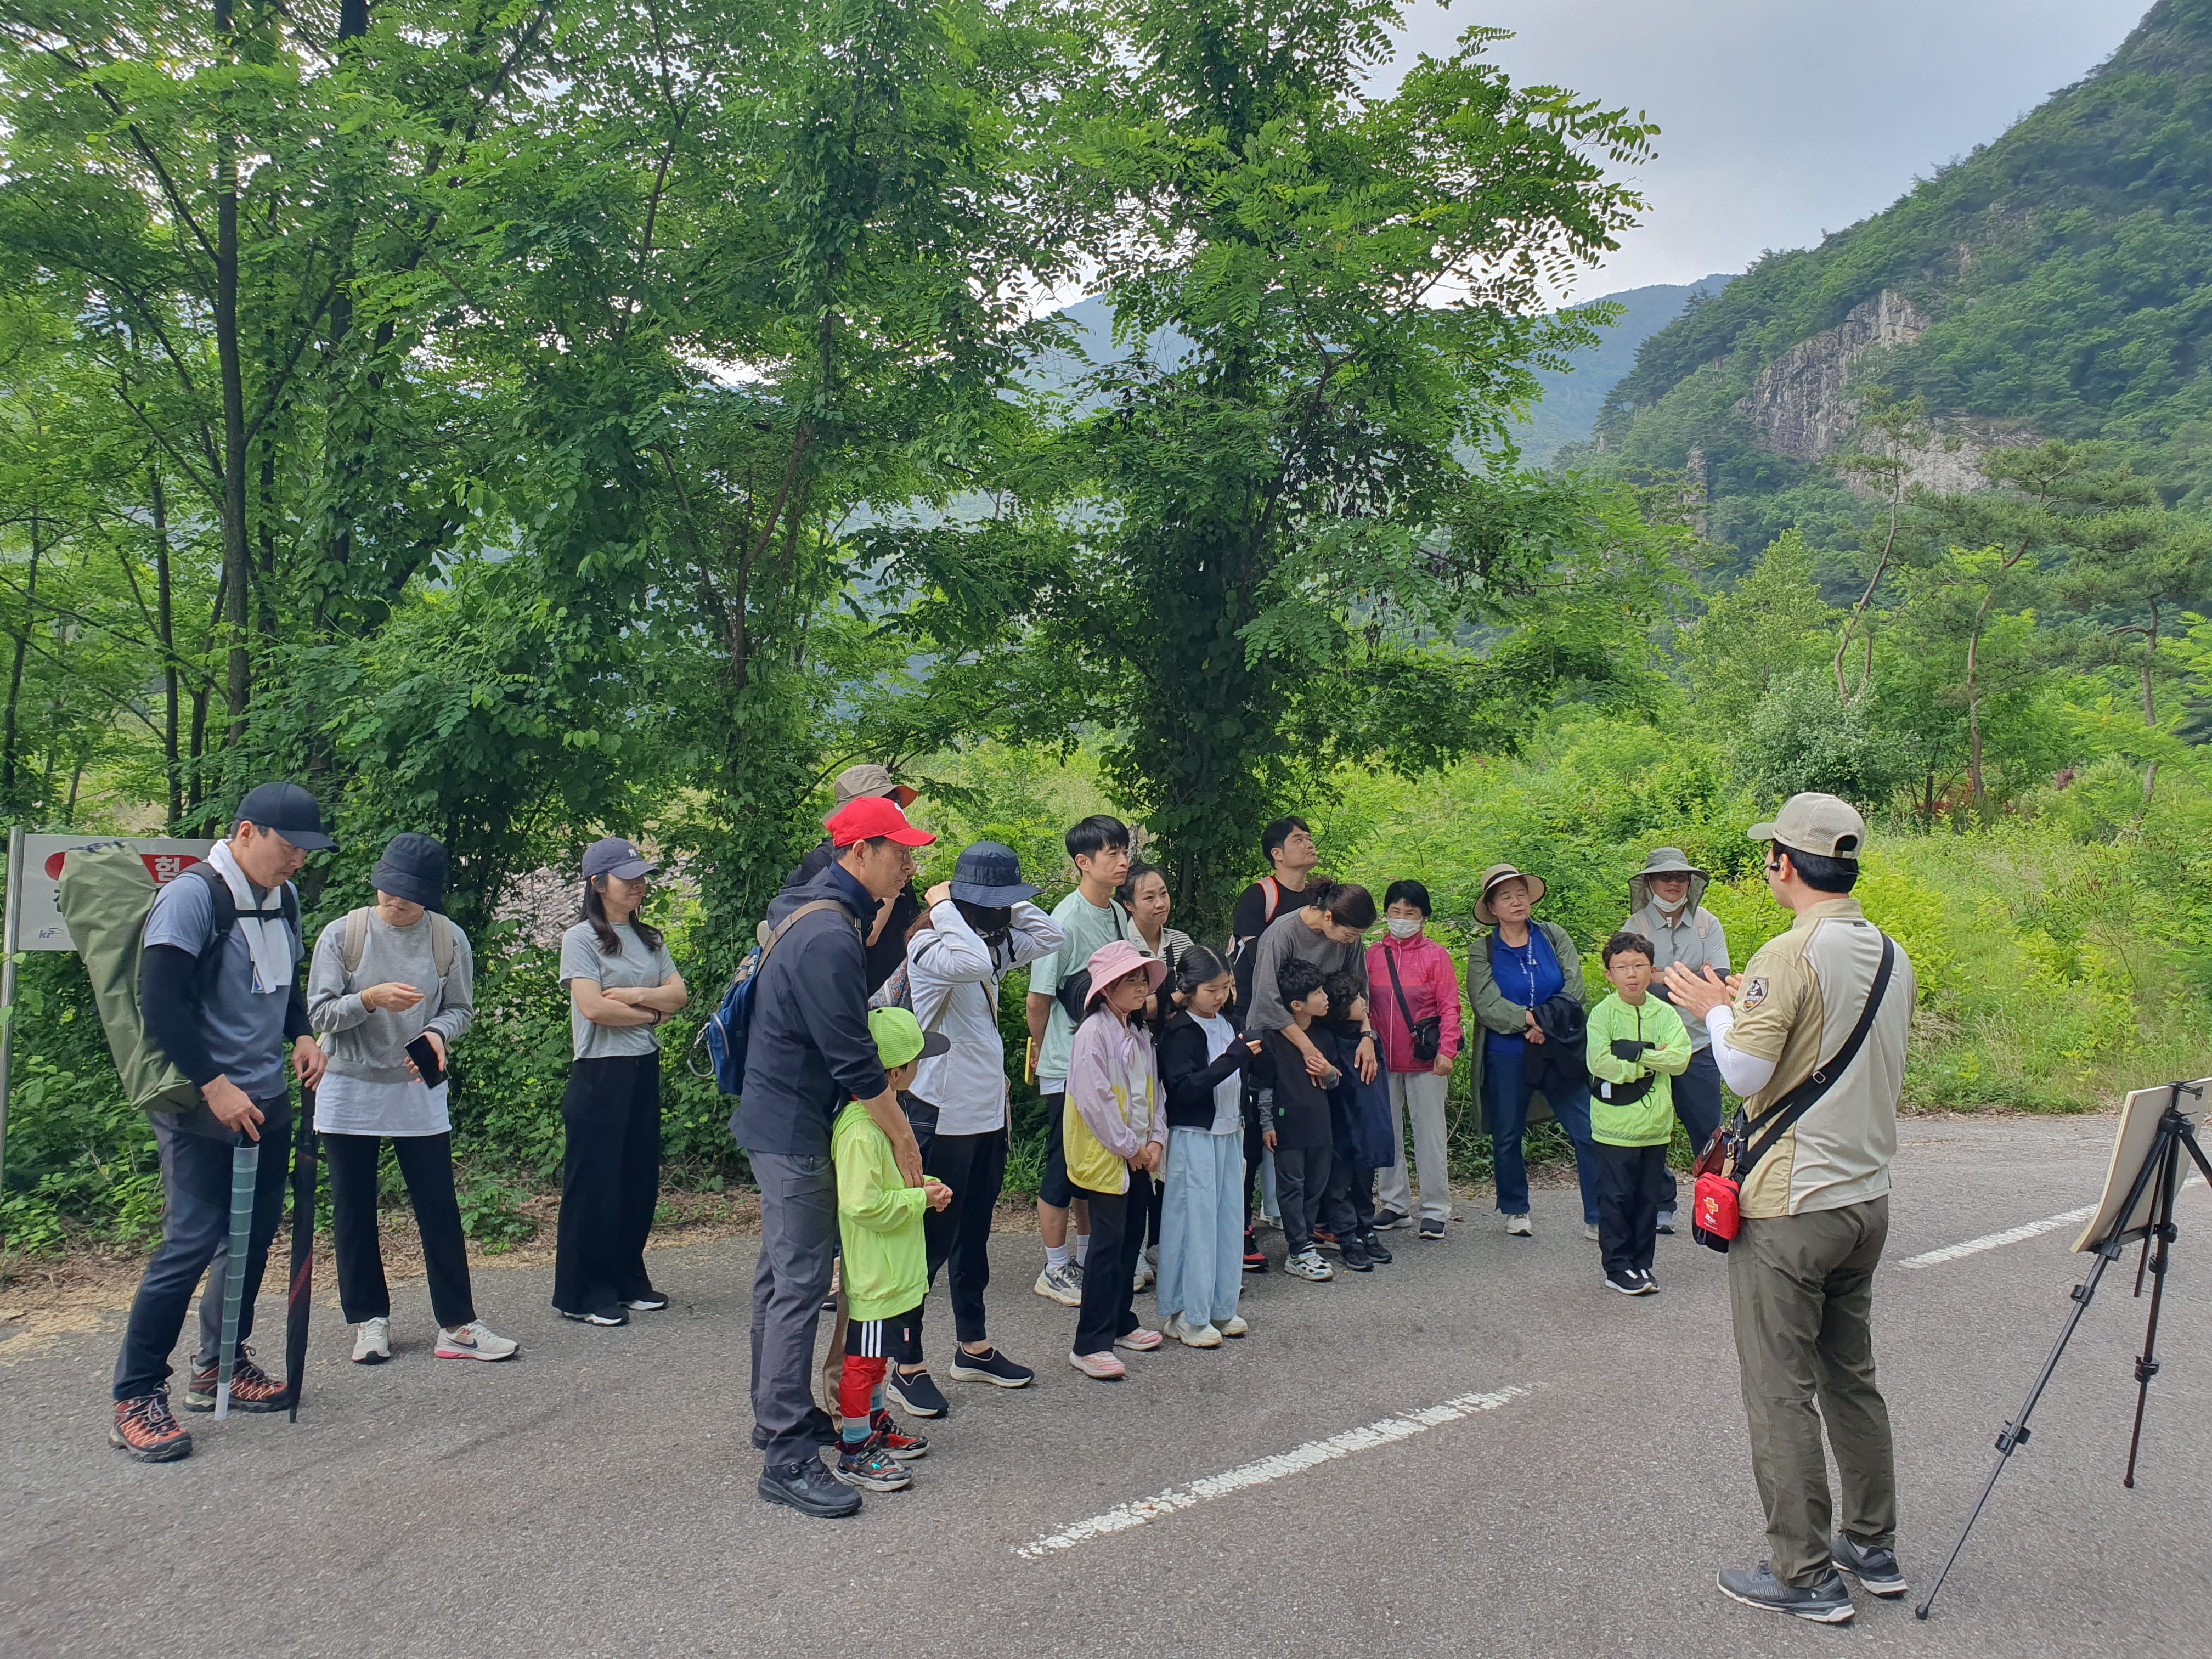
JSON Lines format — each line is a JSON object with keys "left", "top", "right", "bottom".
{"left": 1659, "top": 1047, "right": 1726, "bottom": 1210}
{"left": 1130, "top": 1165, "right": 1161, "bottom": 1252}
{"left": 1242, "top": 1082, "right": 1267, "bottom": 1230}
{"left": 1322, "top": 1155, "right": 1376, "bottom": 1241}
{"left": 1595, "top": 1141, "right": 1667, "bottom": 1278}
{"left": 554, "top": 1054, "right": 662, "bottom": 1315}
{"left": 1071, "top": 1182, "right": 1144, "bottom": 1356}
{"left": 921, "top": 1126, "right": 1008, "bottom": 1350}
{"left": 324, "top": 1131, "right": 477, "bottom": 1329}
{"left": 1273, "top": 1143, "right": 1331, "bottom": 1254}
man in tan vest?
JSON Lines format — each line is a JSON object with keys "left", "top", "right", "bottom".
{"left": 1663, "top": 793, "right": 1916, "bottom": 1626}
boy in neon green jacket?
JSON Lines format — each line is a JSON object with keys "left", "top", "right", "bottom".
{"left": 1585, "top": 932, "right": 1692, "bottom": 1296}
{"left": 831, "top": 1008, "right": 952, "bottom": 1492}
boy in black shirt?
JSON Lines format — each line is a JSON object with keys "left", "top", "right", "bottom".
{"left": 1318, "top": 970, "right": 1390, "bottom": 1273}
{"left": 1257, "top": 958, "right": 1337, "bottom": 1282}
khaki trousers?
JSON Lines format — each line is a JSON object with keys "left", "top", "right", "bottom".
{"left": 1728, "top": 1195, "right": 1897, "bottom": 1586}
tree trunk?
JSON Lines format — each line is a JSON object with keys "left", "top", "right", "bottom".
{"left": 151, "top": 467, "right": 183, "bottom": 829}
{"left": 2140, "top": 599, "right": 2159, "bottom": 810}
{"left": 3, "top": 509, "right": 43, "bottom": 805}
{"left": 215, "top": 0, "right": 252, "bottom": 741}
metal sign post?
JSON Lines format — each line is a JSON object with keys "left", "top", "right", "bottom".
{"left": 0, "top": 826, "right": 21, "bottom": 1193}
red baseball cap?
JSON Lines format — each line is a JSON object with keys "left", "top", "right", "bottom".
{"left": 827, "top": 795, "right": 936, "bottom": 849}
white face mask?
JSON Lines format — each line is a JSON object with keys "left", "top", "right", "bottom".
{"left": 1385, "top": 917, "right": 1423, "bottom": 940}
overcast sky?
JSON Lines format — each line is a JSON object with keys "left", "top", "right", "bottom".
{"left": 1383, "top": 0, "right": 2152, "bottom": 297}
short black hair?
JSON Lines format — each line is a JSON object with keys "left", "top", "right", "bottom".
{"left": 1773, "top": 841, "right": 1859, "bottom": 894}
{"left": 1066, "top": 815, "right": 1130, "bottom": 861}
{"left": 1322, "top": 969, "right": 1362, "bottom": 1020}
{"left": 1262, "top": 816, "right": 1311, "bottom": 861}
{"left": 1602, "top": 930, "right": 1656, "bottom": 967}
{"left": 1384, "top": 879, "right": 1431, "bottom": 917}
{"left": 1276, "top": 957, "right": 1326, "bottom": 1006}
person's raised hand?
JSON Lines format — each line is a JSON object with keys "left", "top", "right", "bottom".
{"left": 361, "top": 981, "right": 425, "bottom": 1013}
{"left": 1661, "top": 963, "right": 1733, "bottom": 1020}
{"left": 926, "top": 881, "right": 954, "bottom": 906}
{"left": 204, "top": 1075, "right": 264, "bottom": 1141}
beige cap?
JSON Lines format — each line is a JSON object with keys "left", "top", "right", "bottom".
{"left": 828, "top": 763, "right": 917, "bottom": 815}
{"left": 1475, "top": 863, "right": 1547, "bottom": 927}
{"left": 1748, "top": 792, "right": 1866, "bottom": 860}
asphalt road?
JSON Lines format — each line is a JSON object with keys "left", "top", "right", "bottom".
{"left": 3, "top": 1112, "right": 2207, "bottom": 1658}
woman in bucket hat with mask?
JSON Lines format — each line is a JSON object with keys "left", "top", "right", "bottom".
{"left": 309, "top": 833, "right": 517, "bottom": 1363}
{"left": 1466, "top": 864, "right": 1602, "bottom": 1240}
{"left": 888, "top": 843, "right": 1064, "bottom": 1412}
{"left": 1624, "top": 848, "right": 1732, "bottom": 1233}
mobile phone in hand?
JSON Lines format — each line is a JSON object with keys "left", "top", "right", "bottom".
{"left": 406, "top": 1033, "right": 445, "bottom": 1090}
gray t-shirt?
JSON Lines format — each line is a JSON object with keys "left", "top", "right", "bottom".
{"left": 308, "top": 910, "right": 476, "bottom": 1136}
{"left": 1026, "top": 890, "right": 1133, "bottom": 1089}
{"left": 559, "top": 921, "right": 678, "bottom": 1059}
{"left": 143, "top": 870, "right": 296, "bottom": 1109}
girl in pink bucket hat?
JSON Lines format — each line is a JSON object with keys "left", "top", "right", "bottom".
{"left": 1061, "top": 940, "right": 1168, "bottom": 1379}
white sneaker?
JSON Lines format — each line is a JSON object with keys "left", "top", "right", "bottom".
{"left": 435, "top": 1321, "right": 519, "bottom": 1362}
{"left": 1504, "top": 1214, "right": 1533, "bottom": 1237}
{"left": 1033, "top": 1264, "right": 1082, "bottom": 1306}
{"left": 1169, "top": 1315, "right": 1222, "bottom": 1348}
{"left": 1219, "top": 1313, "right": 1249, "bottom": 1338}
{"left": 1285, "top": 1250, "right": 1334, "bottom": 1282}
{"left": 1132, "top": 1259, "right": 1155, "bottom": 1292}
{"left": 1255, "top": 1214, "right": 1283, "bottom": 1232}
{"left": 1584, "top": 1222, "right": 1601, "bottom": 1243}
{"left": 352, "top": 1317, "right": 391, "bottom": 1364}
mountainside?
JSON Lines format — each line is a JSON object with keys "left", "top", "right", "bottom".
{"left": 1593, "top": 0, "right": 2212, "bottom": 562}
{"left": 1509, "top": 274, "right": 1734, "bottom": 464}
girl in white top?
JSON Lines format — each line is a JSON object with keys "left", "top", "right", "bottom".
{"left": 1152, "top": 946, "right": 1263, "bottom": 1347}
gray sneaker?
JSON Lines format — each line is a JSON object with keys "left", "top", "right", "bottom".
{"left": 1717, "top": 1562, "right": 1854, "bottom": 1624}
{"left": 1032, "top": 1263, "right": 1082, "bottom": 1306}
{"left": 1831, "top": 1534, "right": 1908, "bottom": 1598}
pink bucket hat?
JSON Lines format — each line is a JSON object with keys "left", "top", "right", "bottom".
{"left": 1084, "top": 939, "right": 1167, "bottom": 1007}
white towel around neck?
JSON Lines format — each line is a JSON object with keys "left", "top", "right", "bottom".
{"left": 205, "top": 839, "right": 295, "bottom": 996}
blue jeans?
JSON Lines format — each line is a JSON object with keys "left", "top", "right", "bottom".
{"left": 1483, "top": 1046, "right": 1600, "bottom": 1224}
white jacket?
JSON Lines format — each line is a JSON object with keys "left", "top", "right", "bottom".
{"left": 908, "top": 899, "right": 1063, "bottom": 1135}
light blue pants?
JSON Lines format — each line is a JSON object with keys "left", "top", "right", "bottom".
{"left": 1157, "top": 1128, "right": 1246, "bottom": 1327}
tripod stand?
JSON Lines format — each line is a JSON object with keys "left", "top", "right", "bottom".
{"left": 1915, "top": 1082, "right": 2209, "bottom": 1619}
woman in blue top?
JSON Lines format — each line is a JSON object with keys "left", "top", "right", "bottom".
{"left": 1464, "top": 864, "right": 1600, "bottom": 1240}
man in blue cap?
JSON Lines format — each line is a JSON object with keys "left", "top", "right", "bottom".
{"left": 111, "top": 782, "right": 334, "bottom": 1462}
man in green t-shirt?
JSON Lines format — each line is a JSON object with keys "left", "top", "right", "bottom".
{"left": 1022, "top": 815, "right": 1132, "bottom": 1305}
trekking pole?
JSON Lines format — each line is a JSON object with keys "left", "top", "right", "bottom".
{"left": 214, "top": 1133, "right": 259, "bottom": 1420}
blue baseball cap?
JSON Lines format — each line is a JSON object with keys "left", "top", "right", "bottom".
{"left": 235, "top": 781, "right": 337, "bottom": 852}
{"left": 582, "top": 836, "right": 658, "bottom": 882}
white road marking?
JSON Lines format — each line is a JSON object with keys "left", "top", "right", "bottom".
{"left": 1014, "top": 1384, "right": 1531, "bottom": 1559}
{"left": 1897, "top": 1175, "right": 2207, "bottom": 1271}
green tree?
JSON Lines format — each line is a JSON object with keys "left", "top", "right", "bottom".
{"left": 1680, "top": 528, "right": 1839, "bottom": 730}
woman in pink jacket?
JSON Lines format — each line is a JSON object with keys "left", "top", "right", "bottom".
{"left": 1367, "top": 880, "right": 1463, "bottom": 1242}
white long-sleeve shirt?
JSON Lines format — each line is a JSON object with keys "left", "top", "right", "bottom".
{"left": 907, "top": 899, "right": 1063, "bottom": 1135}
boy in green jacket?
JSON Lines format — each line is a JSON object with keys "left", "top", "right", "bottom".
{"left": 832, "top": 1008, "right": 953, "bottom": 1491}
{"left": 1586, "top": 932, "right": 1691, "bottom": 1297}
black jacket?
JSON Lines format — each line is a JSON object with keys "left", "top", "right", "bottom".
{"left": 728, "top": 864, "right": 889, "bottom": 1159}
{"left": 1156, "top": 1010, "right": 1257, "bottom": 1131}
{"left": 786, "top": 840, "right": 919, "bottom": 995}
{"left": 1524, "top": 994, "right": 1589, "bottom": 1097}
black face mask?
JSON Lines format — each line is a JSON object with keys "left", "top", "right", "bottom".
{"left": 955, "top": 901, "right": 1013, "bottom": 952}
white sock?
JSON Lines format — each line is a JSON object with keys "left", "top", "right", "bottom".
{"left": 1073, "top": 1233, "right": 1090, "bottom": 1265}
{"left": 1046, "top": 1243, "right": 1070, "bottom": 1272}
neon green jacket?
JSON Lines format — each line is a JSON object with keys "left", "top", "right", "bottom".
{"left": 1584, "top": 993, "right": 1692, "bottom": 1147}
{"left": 832, "top": 1099, "right": 929, "bottom": 1320}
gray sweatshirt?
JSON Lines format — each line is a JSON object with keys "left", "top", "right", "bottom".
{"left": 1245, "top": 906, "right": 1369, "bottom": 1034}
{"left": 308, "top": 910, "right": 475, "bottom": 1135}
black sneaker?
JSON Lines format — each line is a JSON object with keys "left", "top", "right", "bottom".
{"left": 1417, "top": 1217, "right": 1445, "bottom": 1241}
{"left": 1634, "top": 1269, "right": 1659, "bottom": 1295}
{"left": 560, "top": 1303, "right": 628, "bottom": 1327}
{"left": 885, "top": 1367, "right": 949, "bottom": 1418}
{"left": 1370, "top": 1209, "right": 1413, "bottom": 1232}
{"left": 753, "top": 1407, "right": 840, "bottom": 1451}
{"left": 1243, "top": 1231, "right": 1267, "bottom": 1273}
{"left": 624, "top": 1288, "right": 670, "bottom": 1311}
{"left": 947, "top": 1346, "right": 1035, "bottom": 1388}
{"left": 1831, "top": 1533, "right": 1908, "bottom": 1598}
{"left": 759, "top": 1457, "right": 862, "bottom": 1518}
{"left": 1606, "top": 1271, "right": 1644, "bottom": 1296}
{"left": 1358, "top": 1229, "right": 1393, "bottom": 1265}
{"left": 1717, "top": 1562, "right": 1854, "bottom": 1624}
{"left": 1339, "top": 1238, "right": 1374, "bottom": 1272}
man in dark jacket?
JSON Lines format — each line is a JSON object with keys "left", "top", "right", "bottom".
{"left": 736, "top": 793, "right": 933, "bottom": 1517}
{"left": 782, "top": 763, "right": 923, "bottom": 994}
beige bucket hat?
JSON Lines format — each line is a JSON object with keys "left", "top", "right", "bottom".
{"left": 1475, "top": 863, "right": 1546, "bottom": 927}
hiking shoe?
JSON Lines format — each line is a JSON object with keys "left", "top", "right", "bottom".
{"left": 1359, "top": 1230, "right": 1393, "bottom": 1265}
{"left": 1656, "top": 1209, "right": 1677, "bottom": 1235}
{"left": 1115, "top": 1326, "right": 1164, "bottom": 1352}
{"left": 185, "top": 1348, "right": 287, "bottom": 1413}
{"left": 1285, "top": 1249, "right": 1334, "bottom": 1282}
{"left": 560, "top": 1303, "right": 628, "bottom": 1327}
{"left": 624, "top": 1288, "right": 670, "bottom": 1312}
{"left": 1243, "top": 1232, "right": 1267, "bottom": 1273}
{"left": 1312, "top": 1225, "right": 1340, "bottom": 1252}
{"left": 1419, "top": 1217, "right": 1447, "bottom": 1241}
{"left": 1607, "top": 1271, "right": 1644, "bottom": 1296}
{"left": 1220, "top": 1313, "right": 1249, "bottom": 1338}
{"left": 1034, "top": 1263, "right": 1082, "bottom": 1306}
{"left": 1340, "top": 1238, "right": 1374, "bottom": 1272}
{"left": 1370, "top": 1209, "right": 1412, "bottom": 1231}
{"left": 886, "top": 1367, "right": 949, "bottom": 1419}
{"left": 1069, "top": 1350, "right": 1126, "bottom": 1380}
{"left": 1717, "top": 1562, "right": 1854, "bottom": 1624}
{"left": 111, "top": 1390, "right": 192, "bottom": 1463}
{"left": 1503, "top": 1214, "right": 1531, "bottom": 1237}
{"left": 1831, "top": 1534, "right": 1908, "bottom": 1598}
{"left": 870, "top": 1410, "right": 930, "bottom": 1460}
{"left": 352, "top": 1316, "right": 391, "bottom": 1364}
{"left": 752, "top": 1408, "right": 839, "bottom": 1451}
{"left": 1167, "top": 1314, "right": 1222, "bottom": 1348}
{"left": 436, "top": 1321, "right": 520, "bottom": 1361}
{"left": 948, "top": 1345, "right": 1035, "bottom": 1387}
{"left": 759, "top": 1457, "right": 861, "bottom": 1518}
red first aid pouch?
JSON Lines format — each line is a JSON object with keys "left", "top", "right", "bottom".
{"left": 1692, "top": 1170, "right": 1740, "bottom": 1251}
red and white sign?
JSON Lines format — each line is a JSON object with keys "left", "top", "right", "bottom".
{"left": 16, "top": 835, "right": 215, "bottom": 952}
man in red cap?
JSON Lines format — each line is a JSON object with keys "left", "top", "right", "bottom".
{"left": 735, "top": 792, "right": 938, "bottom": 1518}
{"left": 781, "top": 764, "right": 924, "bottom": 995}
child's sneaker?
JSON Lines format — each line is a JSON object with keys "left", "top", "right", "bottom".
{"left": 1242, "top": 1231, "right": 1267, "bottom": 1273}
{"left": 1311, "top": 1225, "right": 1340, "bottom": 1252}
{"left": 1340, "top": 1237, "right": 1374, "bottom": 1272}
{"left": 869, "top": 1409, "right": 930, "bottom": 1460}
{"left": 1606, "top": 1271, "right": 1644, "bottom": 1296}
{"left": 833, "top": 1435, "right": 912, "bottom": 1491}
{"left": 1358, "top": 1229, "right": 1393, "bottom": 1265}
{"left": 1285, "top": 1249, "right": 1334, "bottom": 1282}
{"left": 1033, "top": 1263, "right": 1082, "bottom": 1306}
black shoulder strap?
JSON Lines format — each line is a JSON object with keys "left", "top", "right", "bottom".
{"left": 1384, "top": 943, "right": 1417, "bottom": 1030}
{"left": 1736, "top": 932, "right": 1897, "bottom": 1183}
{"left": 189, "top": 859, "right": 238, "bottom": 945}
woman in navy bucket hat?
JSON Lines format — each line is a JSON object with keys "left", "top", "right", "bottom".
{"left": 888, "top": 843, "right": 1064, "bottom": 1412}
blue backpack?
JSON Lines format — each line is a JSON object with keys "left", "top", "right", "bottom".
{"left": 691, "top": 899, "right": 856, "bottom": 1094}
